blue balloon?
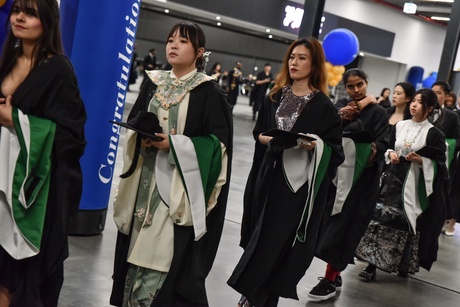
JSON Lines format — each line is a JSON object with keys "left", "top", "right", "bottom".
{"left": 422, "top": 72, "right": 438, "bottom": 89}
{"left": 323, "top": 28, "right": 360, "bottom": 66}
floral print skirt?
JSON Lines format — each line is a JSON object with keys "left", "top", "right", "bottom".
{"left": 123, "top": 264, "right": 167, "bottom": 307}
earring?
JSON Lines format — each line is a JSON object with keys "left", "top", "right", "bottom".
{"left": 14, "top": 38, "right": 21, "bottom": 48}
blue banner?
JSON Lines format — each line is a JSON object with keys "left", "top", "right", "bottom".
{"left": 0, "top": 0, "right": 13, "bottom": 50}
{"left": 60, "top": 0, "right": 141, "bottom": 210}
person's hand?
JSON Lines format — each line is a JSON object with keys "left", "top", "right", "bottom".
{"left": 258, "top": 133, "right": 273, "bottom": 145}
{"left": 298, "top": 139, "right": 316, "bottom": 151}
{"left": 142, "top": 133, "right": 170, "bottom": 151}
{"left": 389, "top": 151, "right": 400, "bottom": 164}
{"left": 0, "top": 95, "right": 13, "bottom": 127}
{"left": 405, "top": 151, "right": 422, "bottom": 165}
{"left": 360, "top": 95, "right": 377, "bottom": 108}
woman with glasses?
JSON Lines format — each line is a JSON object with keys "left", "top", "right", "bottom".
{"left": 309, "top": 68, "right": 389, "bottom": 302}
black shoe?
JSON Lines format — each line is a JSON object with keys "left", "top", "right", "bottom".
{"left": 308, "top": 277, "right": 336, "bottom": 301}
{"left": 335, "top": 275, "right": 342, "bottom": 291}
{"left": 359, "top": 268, "right": 376, "bottom": 281}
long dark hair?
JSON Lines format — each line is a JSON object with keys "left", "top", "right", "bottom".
{"left": 415, "top": 88, "right": 438, "bottom": 117}
{"left": 0, "top": 0, "right": 63, "bottom": 80}
{"left": 166, "top": 21, "right": 206, "bottom": 72}
{"left": 269, "top": 37, "right": 328, "bottom": 101}
{"left": 380, "top": 87, "right": 390, "bottom": 97}
{"left": 395, "top": 81, "right": 415, "bottom": 119}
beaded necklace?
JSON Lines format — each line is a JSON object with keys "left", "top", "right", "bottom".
{"left": 400, "top": 120, "right": 423, "bottom": 156}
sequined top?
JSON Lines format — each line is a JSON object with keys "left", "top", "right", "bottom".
{"left": 275, "top": 85, "right": 318, "bottom": 131}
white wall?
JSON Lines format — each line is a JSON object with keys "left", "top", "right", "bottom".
{"left": 360, "top": 55, "right": 407, "bottom": 97}
{"left": 322, "top": 0, "right": 449, "bottom": 80}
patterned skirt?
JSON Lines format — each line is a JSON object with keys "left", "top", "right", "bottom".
{"left": 355, "top": 161, "right": 420, "bottom": 274}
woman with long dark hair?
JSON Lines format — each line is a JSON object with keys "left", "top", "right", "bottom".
{"left": 377, "top": 87, "right": 391, "bottom": 108}
{"left": 0, "top": 1, "right": 86, "bottom": 306}
{"left": 356, "top": 88, "right": 447, "bottom": 280}
{"left": 309, "top": 68, "right": 389, "bottom": 302}
{"left": 387, "top": 82, "right": 414, "bottom": 126}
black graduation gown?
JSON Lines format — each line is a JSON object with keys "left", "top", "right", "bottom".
{"left": 110, "top": 77, "right": 233, "bottom": 307}
{"left": 411, "top": 127, "right": 448, "bottom": 270}
{"left": 434, "top": 108, "right": 460, "bottom": 220}
{"left": 0, "top": 55, "right": 87, "bottom": 306}
{"left": 229, "top": 91, "right": 344, "bottom": 305}
{"left": 315, "top": 100, "right": 389, "bottom": 271}
{"left": 356, "top": 125, "right": 447, "bottom": 272}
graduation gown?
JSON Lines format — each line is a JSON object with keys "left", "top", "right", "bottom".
{"left": 433, "top": 108, "right": 460, "bottom": 220}
{"left": 0, "top": 55, "right": 86, "bottom": 306}
{"left": 229, "top": 91, "right": 343, "bottom": 305}
{"left": 110, "top": 77, "right": 233, "bottom": 307}
{"left": 356, "top": 122, "right": 447, "bottom": 272}
{"left": 315, "top": 100, "right": 389, "bottom": 271}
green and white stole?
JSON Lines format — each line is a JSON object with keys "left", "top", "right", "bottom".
{"left": 155, "top": 134, "right": 222, "bottom": 240}
{"left": 331, "top": 138, "right": 371, "bottom": 215}
{"left": 0, "top": 108, "right": 55, "bottom": 259}
{"left": 403, "top": 158, "right": 436, "bottom": 234}
{"left": 281, "top": 135, "right": 332, "bottom": 244}
{"left": 445, "top": 138, "right": 456, "bottom": 170}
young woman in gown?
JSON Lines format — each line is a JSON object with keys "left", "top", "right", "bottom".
{"left": 309, "top": 68, "right": 389, "bottom": 301}
{"left": 356, "top": 88, "right": 447, "bottom": 279}
{"left": 228, "top": 37, "right": 344, "bottom": 307}
{"left": 0, "top": 1, "right": 86, "bottom": 306}
{"left": 110, "top": 21, "right": 233, "bottom": 307}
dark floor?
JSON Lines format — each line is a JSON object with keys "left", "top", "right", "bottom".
{"left": 60, "top": 79, "right": 460, "bottom": 306}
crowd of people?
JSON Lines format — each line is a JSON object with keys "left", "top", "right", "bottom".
{"left": 0, "top": 1, "right": 458, "bottom": 306}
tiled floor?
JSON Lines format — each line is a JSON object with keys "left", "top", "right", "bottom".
{"left": 60, "top": 80, "right": 460, "bottom": 306}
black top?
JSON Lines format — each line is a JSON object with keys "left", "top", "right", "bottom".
{"left": 0, "top": 55, "right": 87, "bottom": 306}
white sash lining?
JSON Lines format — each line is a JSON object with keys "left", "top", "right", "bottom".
{"left": 164, "top": 135, "right": 207, "bottom": 240}
{"left": 331, "top": 138, "right": 356, "bottom": 215}
{"left": 403, "top": 157, "right": 434, "bottom": 233}
{"left": 0, "top": 112, "right": 38, "bottom": 259}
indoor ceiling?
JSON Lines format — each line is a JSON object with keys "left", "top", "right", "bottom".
{"left": 369, "top": 0, "right": 454, "bottom": 26}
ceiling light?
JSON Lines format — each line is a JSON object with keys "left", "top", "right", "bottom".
{"left": 268, "top": 35, "right": 273, "bottom": 39}
{"left": 164, "top": 9, "right": 169, "bottom": 13}
{"left": 403, "top": 2, "right": 417, "bottom": 14}
{"left": 266, "top": 29, "right": 271, "bottom": 33}
{"left": 216, "top": 16, "right": 221, "bottom": 20}
{"left": 217, "top": 22, "right": 222, "bottom": 26}
{"left": 431, "top": 16, "right": 450, "bottom": 21}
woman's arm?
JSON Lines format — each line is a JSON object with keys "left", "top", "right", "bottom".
{"left": 0, "top": 95, "right": 13, "bottom": 127}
